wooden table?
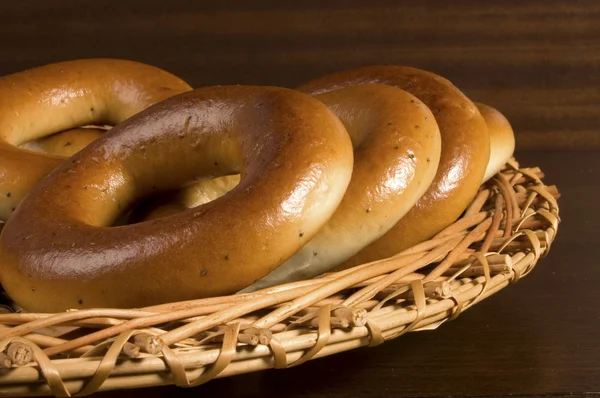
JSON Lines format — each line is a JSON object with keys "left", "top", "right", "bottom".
{"left": 0, "top": 1, "right": 598, "bottom": 397}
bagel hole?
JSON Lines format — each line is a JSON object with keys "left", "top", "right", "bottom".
{"left": 18, "top": 123, "right": 244, "bottom": 226}
{"left": 123, "top": 175, "right": 241, "bottom": 225}
{"left": 19, "top": 125, "right": 112, "bottom": 157}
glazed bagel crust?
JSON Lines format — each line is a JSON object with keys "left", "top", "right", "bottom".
{"left": 297, "top": 65, "right": 490, "bottom": 266}
{"left": 476, "top": 103, "right": 515, "bottom": 181}
{"left": 0, "top": 86, "right": 354, "bottom": 312}
{"left": 0, "top": 59, "right": 192, "bottom": 221}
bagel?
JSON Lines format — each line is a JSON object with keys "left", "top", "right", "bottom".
{"left": 476, "top": 103, "right": 515, "bottom": 181}
{"left": 296, "top": 65, "right": 490, "bottom": 266}
{"left": 0, "top": 59, "right": 192, "bottom": 221}
{"left": 0, "top": 86, "right": 354, "bottom": 312}
{"left": 242, "top": 84, "right": 441, "bottom": 291}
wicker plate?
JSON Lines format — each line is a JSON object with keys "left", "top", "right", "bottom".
{"left": 0, "top": 159, "right": 560, "bottom": 397}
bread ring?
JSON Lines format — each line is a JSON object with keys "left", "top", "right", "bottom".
{"left": 0, "top": 86, "right": 354, "bottom": 312}
{"left": 20, "top": 127, "right": 106, "bottom": 157}
{"left": 0, "top": 59, "right": 191, "bottom": 221}
{"left": 242, "top": 84, "right": 441, "bottom": 291}
{"left": 476, "top": 103, "right": 515, "bottom": 181}
{"left": 297, "top": 65, "right": 490, "bottom": 266}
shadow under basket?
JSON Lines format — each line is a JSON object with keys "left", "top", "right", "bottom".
{"left": 0, "top": 158, "right": 560, "bottom": 397}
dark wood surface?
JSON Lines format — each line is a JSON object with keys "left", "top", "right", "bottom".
{"left": 1, "top": 0, "right": 599, "bottom": 151}
{"left": 0, "top": 1, "right": 598, "bottom": 397}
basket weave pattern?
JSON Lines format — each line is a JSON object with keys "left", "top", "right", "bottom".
{"left": 0, "top": 159, "right": 560, "bottom": 397}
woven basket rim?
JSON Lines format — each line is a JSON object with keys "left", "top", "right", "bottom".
{"left": 0, "top": 158, "right": 560, "bottom": 397}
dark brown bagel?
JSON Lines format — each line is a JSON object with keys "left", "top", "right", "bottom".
{"left": 0, "top": 86, "right": 354, "bottom": 312}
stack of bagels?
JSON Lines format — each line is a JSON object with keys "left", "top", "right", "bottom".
{"left": 0, "top": 60, "right": 514, "bottom": 313}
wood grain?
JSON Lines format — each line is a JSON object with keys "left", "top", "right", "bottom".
{"left": 1, "top": 0, "right": 598, "bottom": 150}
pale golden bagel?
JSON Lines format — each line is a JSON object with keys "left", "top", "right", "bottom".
{"left": 296, "top": 65, "right": 490, "bottom": 267}
{"left": 0, "top": 59, "right": 192, "bottom": 221}
{"left": 243, "top": 84, "right": 441, "bottom": 291}
{"left": 476, "top": 103, "right": 516, "bottom": 181}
